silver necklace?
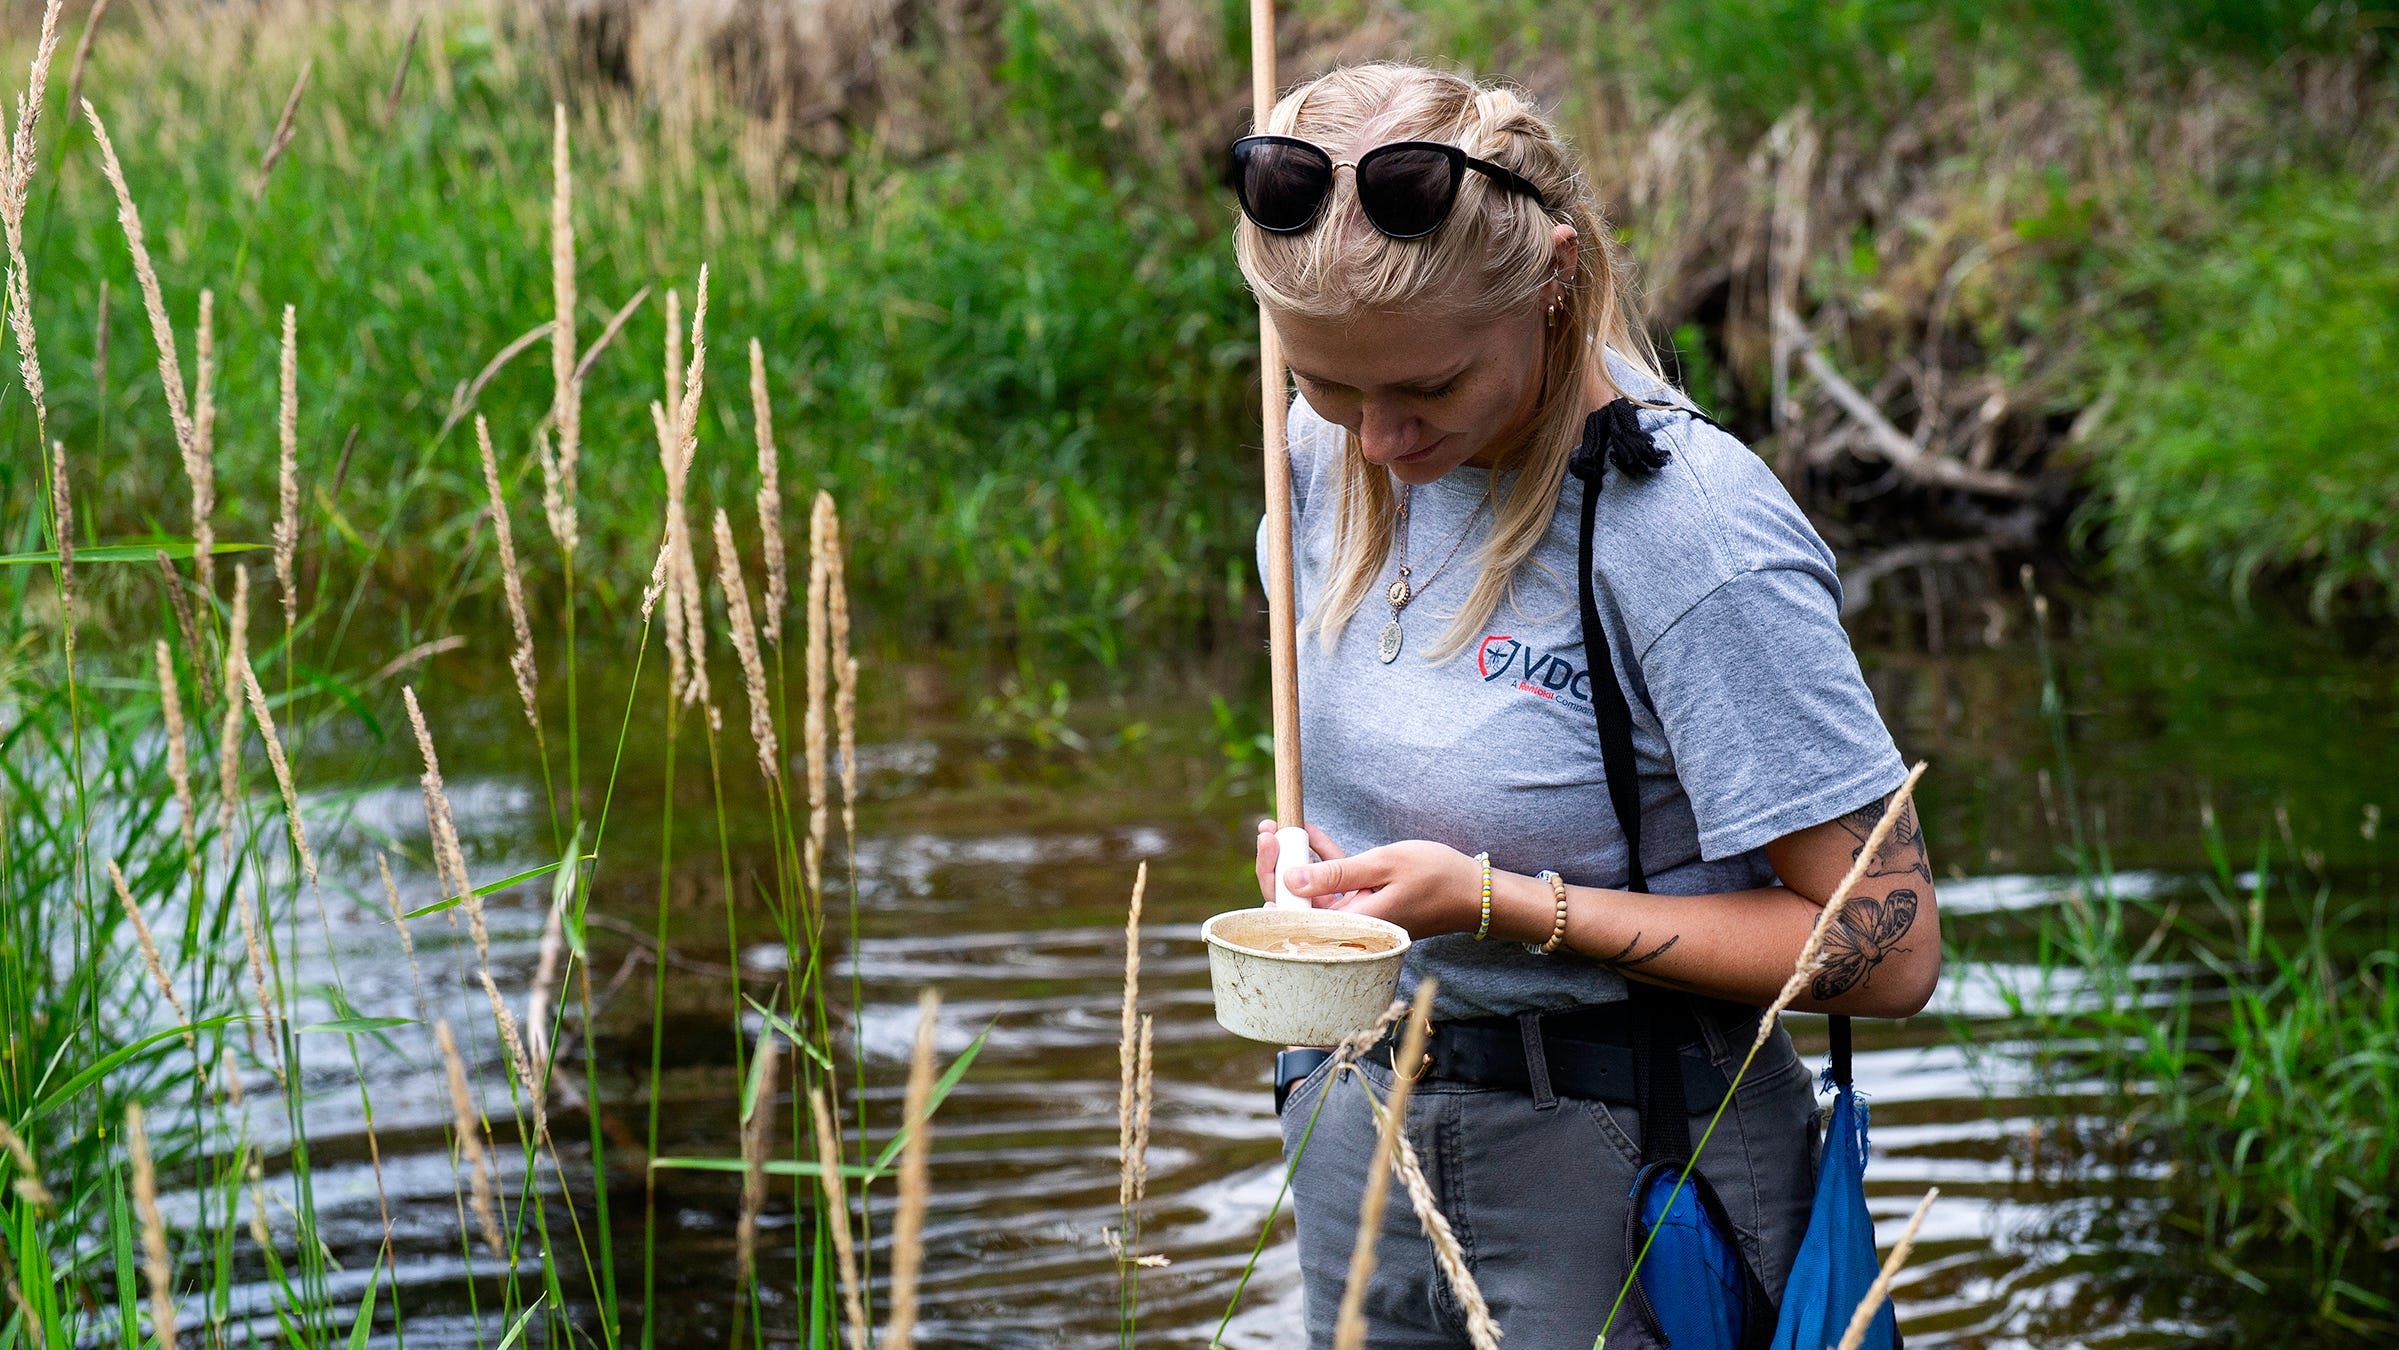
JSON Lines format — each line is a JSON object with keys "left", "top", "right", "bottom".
{"left": 1378, "top": 469, "right": 1496, "bottom": 664}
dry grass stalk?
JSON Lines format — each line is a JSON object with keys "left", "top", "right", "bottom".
{"left": 662, "top": 288, "right": 682, "bottom": 425}
{"left": 239, "top": 650, "right": 318, "bottom": 889}
{"left": 480, "top": 970, "right": 549, "bottom": 1148}
{"left": 1750, "top": 761, "right": 1928, "bottom": 1056}
{"left": 547, "top": 103, "right": 581, "bottom": 557}
{"left": 802, "top": 493, "right": 834, "bottom": 892}
{"left": 1331, "top": 979, "right": 1438, "bottom": 1350}
{"left": 734, "top": 1037, "right": 781, "bottom": 1287}
{"left": 1131, "top": 1013, "right": 1154, "bottom": 1214}
{"left": 156, "top": 641, "right": 197, "bottom": 865}
{"left": 108, "top": 859, "right": 192, "bottom": 1052}
{"left": 436, "top": 319, "right": 552, "bottom": 445}
{"left": 47, "top": 440, "right": 69, "bottom": 624}
{"left": 885, "top": 988, "right": 941, "bottom": 1350}
{"left": 0, "top": 1119, "right": 53, "bottom": 1209}
{"left": 125, "top": 1104, "right": 178, "bottom": 1350}
{"left": 86, "top": 101, "right": 205, "bottom": 591}
{"left": 154, "top": 551, "right": 210, "bottom": 702}
{"left": 475, "top": 416, "right": 542, "bottom": 738}
{"left": 807, "top": 1086, "right": 870, "bottom": 1350}
{"left": 712, "top": 508, "right": 779, "bottom": 783}
{"left": 369, "top": 634, "right": 466, "bottom": 686}
{"left": 193, "top": 290, "right": 216, "bottom": 591}
{"left": 62, "top": 0, "right": 101, "bottom": 125}
{"left": 749, "top": 339, "right": 786, "bottom": 647}
{"left": 381, "top": 16, "right": 420, "bottom": 127}
{"left": 1116, "top": 862, "right": 1146, "bottom": 1221}
{"left": 220, "top": 1046, "right": 243, "bottom": 1109}
{"left": 274, "top": 305, "right": 299, "bottom": 630}
{"left": 1, "top": 0, "right": 62, "bottom": 443}
{"left": 235, "top": 885, "right": 282, "bottom": 1076}
{"left": 253, "top": 58, "right": 311, "bottom": 199}
{"left": 215, "top": 569, "right": 249, "bottom": 864}
{"left": 402, "top": 685, "right": 476, "bottom": 940}
{"left": 378, "top": 853, "right": 420, "bottom": 967}
{"left": 639, "top": 529, "right": 673, "bottom": 623}
{"left": 823, "top": 504, "right": 857, "bottom": 846}
{"left": 570, "top": 285, "right": 647, "bottom": 386}
{"left": 525, "top": 884, "right": 567, "bottom": 1064}
{"left": 435, "top": 1018, "right": 505, "bottom": 1257}
{"left": 245, "top": 1155, "right": 270, "bottom": 1251}
{"left": 1833, "top": 1187, "right": 1939, "bottom": 1350}
{"left": 669, "top": 273, "right": 714, "bottom": 722}
{"left": 1389, "top": 1130, "right": 1499, "bottom": 1349}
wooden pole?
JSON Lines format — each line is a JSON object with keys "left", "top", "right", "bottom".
{"left": 1251, "top": 0, "right": 1303, "bottom": 829}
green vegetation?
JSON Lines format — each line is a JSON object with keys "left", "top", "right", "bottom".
{"left": 1960, "top": 583, "right": 2398, "bottom": 1331}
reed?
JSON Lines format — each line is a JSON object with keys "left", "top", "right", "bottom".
{"left": 435, "top": 1018, "right": 505, "bottom": 1257}
{"left": 253, "top": 58, "right": 310, "bottom": 198}
{"left": 547, "top": 102, "right": 581, "bottom": 557}
{"left": 712, "top": 507, "right": 779, "bottom": 784}
{"left": 807, "top": 1086, "right": 870, "bottom": 1350}
{"left": 125, "top": 1104, "right": 179, "bottom": 1350}
{"left": 275, "top": 305, "right": 300, "bottom": 631}
{"left": 107, "top": 860, "right": 192, "bottom": 1053}
{"left": 884, "top": 988, "right": 941, "bottom": 1350}
{"left": 1330, "top": 979, "right": 1437, "bottom": 1350}
{"left": 239, "top": 649, "right": 319, "bottom": 889}
{"left": 477, "top": 415, "right": 543, "bottom": 739}
{"left": 0, "top": 1121, "right": 53, "bottom": 1210}
{"left": 1832, "top": 1188, "right": 1937, "bottom": 1350}
{"left": 750, "top": 339, "right": 786, "bottom": 648}
{"left": 734, "top": 1037, "right": 780, "bottom": 1287}
{"left": 216, "top": 569, "right": 248, "bottom": 864}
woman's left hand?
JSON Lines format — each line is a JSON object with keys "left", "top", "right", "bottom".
{"left": 1280, "top": 841, "right": 1481, "bottom": 939}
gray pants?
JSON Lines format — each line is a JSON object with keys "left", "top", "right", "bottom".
{"left": 1278, "top": 1009, "right": 1820, "bottom": 1350}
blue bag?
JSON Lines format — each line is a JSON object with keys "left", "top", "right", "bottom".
{"left": 1769, "top": 1020, "right": 1900, "bottom": 1350}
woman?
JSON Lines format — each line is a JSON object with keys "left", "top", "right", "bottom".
{"left": 1232, "top": 63, "right": 1942, "bottom": 1346}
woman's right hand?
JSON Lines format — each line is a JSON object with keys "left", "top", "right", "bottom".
{"left": 1252, "top": 819, "right": 1353, "bottom": 907}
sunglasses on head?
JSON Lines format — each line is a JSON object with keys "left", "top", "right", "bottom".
{"left": 1226, "top": 134, "right": 1556, "bottom": 239}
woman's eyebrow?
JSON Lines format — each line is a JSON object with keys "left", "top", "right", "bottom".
{"left": 1289, "top": 360, "right": 1469, "bottom": 392}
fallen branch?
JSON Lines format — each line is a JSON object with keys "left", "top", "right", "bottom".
{"left": 1777, "top": 307, "right": 2037, "bottom": 499}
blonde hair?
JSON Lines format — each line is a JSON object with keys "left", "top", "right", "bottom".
{"left": 1234, "top": 62, "right": 1661, "bottom": 660}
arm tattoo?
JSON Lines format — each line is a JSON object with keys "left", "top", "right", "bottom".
{"left": 1809, "top": 791, "right": 1935, "bottom": 1000}
{"left": 1810, "top": 889, "right": 1918, "bottom": 1000}
{"left": 1836, "top": 791, "right": 1934, "bottom": 885}
{"left": 1596, "top": 931, "right": 1679, "bottom": 971}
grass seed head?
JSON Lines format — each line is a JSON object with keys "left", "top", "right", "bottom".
{"left": 807, "top": 1087, "right": 870, "bottom": 1350}
{"left": 885, "top": 988, "right": 942, "bottom": 1350}
{"left": 216, "top": 568, "right": 249, "bottom": 864}
{"left": 750, "top": 338, "right": 785, "bottom": 647}
{"left": 1752, "top": 761, "right": 1928, "bottom": 1055}
{"left": 735, "top": 1038, "right": 781, "bottom": 1287}
{"left": 1117, "top": 862, "right": 1145, "bottom": 1216}
{"left": 476, "top": 415, "right": 542, "bottom": 739}
{"left": 481, "top": 970, "right": 549, "bottom": 1148}
{"left": 1332, "top": 979, "right": 1437, "bottom": 1350}
{"left": 1834, "top": 1187, "right": 1938, "bottom": 1350}
{"left": 240, "top": 647, "right": 317, "bottom": 889}
{"left": 549, "top": 103, "right": 580, "bottom": 553}
{"left": 0, "top": 1119, "right": 52, "bottom": 1210}
{"left": 126, "top": 1104, "right": 178, "bottom": 1350}
{"left": 434, "top": 1018, "right": 504, "bottom": 1257}
{"left": 156, "top": 641, "right": 197, "bottom": 864}
{"left": 275, "top": 304, "right": 299, "bottom": 629}
{"left": 713, "top": 507, "right": 779, "bottom": 783}
{"left": 109, "top": 859, "right": 192, "bottom": 1053}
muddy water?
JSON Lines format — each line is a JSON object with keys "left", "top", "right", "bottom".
{"left": 242, "top": 588, "right": 2393, "bottom": 1347}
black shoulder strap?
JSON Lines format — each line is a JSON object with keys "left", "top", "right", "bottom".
{"left": 1567, "top": 400, "right": 1855, "bottom": 1140}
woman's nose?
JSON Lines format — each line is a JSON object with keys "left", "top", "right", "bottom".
{"left": 1356, "top": 402, "right": 1423, "bottom": 462}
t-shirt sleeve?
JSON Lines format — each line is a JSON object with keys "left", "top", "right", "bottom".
{"left": 1638, "top": 566, "right": 1908, "bottom": 859}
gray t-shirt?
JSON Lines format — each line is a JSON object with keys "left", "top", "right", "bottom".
{"left": 1255, "top": 356, "right": 1908, "bottom": 1020}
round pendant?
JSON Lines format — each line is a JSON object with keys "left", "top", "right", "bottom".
{"left": 1377, "top": 620, "right": 1403, "bottom": 664}
{"left": 1385, "top": 576, "right": 1412, "bottom": 608}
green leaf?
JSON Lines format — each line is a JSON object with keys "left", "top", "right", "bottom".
{"left": 869, "top": 1021, "right": 992, "bottom": 1178}
{"left": 23, "top": 1016, "right": 243, "bottom": 1125}
{"left": 346, "top": 1254, "right": 385, "bottom": 1350}
{"left": 493, "top": 1298, "right": 545, "bottom": 1350}
{"left": 300, "top": 1016, "right": 417, "bottom": 1035}
{"left": 401, "top": 857, "right": 588, "bottom": 919}
{"left": 0, "top": 540, "right": 263, "bottom": 565}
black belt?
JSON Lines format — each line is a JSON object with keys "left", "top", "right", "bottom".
{"left": 1380, "top": 1006, "right": 1732, "bottom": 1110}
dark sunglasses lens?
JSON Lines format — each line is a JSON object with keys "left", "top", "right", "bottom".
{"left": 1357, "top": 147, "right": 1459, "bottom": 237}
{"left": 1236, "top": 141, "right": 1333, "bottom": 231}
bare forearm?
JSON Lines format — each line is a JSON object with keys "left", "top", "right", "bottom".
{"left": 1482, "top": 870, "right": 1939, "bottom": 1017}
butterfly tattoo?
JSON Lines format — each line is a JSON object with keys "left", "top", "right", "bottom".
{"left": 1810, "top": 889, "right": 1919, "bottom": 1001}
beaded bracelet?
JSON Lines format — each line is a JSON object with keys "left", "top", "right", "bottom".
{"left": 1533, "top": 869, "right": 1571, "bottom": 955}
{"left": 1472, "top": 851, "right": 1494, "bottom": 940}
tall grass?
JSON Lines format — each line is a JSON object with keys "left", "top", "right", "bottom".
{"left": 0, "top": 8, "right": 988, "bottom": 1342}
{"left": 1966, "top": 575, "right": 2399, "bottom": 1332}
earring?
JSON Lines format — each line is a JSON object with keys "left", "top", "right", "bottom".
{"left": 1545, "top": 298, "right": 1561, "bottom": 324}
